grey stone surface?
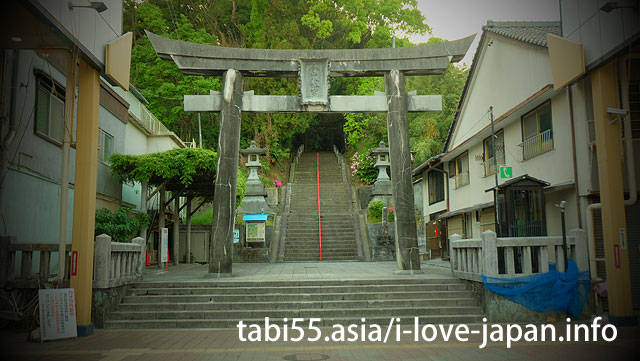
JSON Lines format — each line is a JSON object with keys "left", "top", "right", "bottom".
{"left": 357, "top": 186, "right": 373, "bottom": 210}
{"left": 147, "top": 30, "right": 475, "bottom": 77}
{"left": 92, "top": 284, "right": 131, "bottom": 328}
{"left": 368, "top": 223, "right": 396, "bottom": 261}
{"left": 238, "top": 140, "right": 272, "bottom": 215}
{"left": 209, "top": 69, "right": 243, "bottom": 275}
{"left": 385, "top": 70, "right": 420, "bottom": 271}
{"left": 185, "top": 93, "right": 443, "bottom": 113}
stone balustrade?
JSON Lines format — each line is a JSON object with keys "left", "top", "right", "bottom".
{"left": 449, "top": 229, "right": 588, "bottom": 282}
{"left": 93, "top": 235, "right": 145, "bottom": 289}
{"left": 0, "top": 236, "right": 72, "bottom": 288}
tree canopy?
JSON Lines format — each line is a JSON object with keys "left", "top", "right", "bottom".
{"left": 124, "top": 0, "right": 468, "bottom": 167}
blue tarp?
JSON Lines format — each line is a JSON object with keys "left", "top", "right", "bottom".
{"left": 482, "top": 259, "right": 591, "bottom": 317}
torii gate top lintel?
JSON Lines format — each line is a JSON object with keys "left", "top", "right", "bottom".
{"left": 146, "top": 30, "right": 475, "bottom": 78}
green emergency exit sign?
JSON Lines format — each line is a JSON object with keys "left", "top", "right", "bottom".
{"left": 499, "top": 166, "right": 513, "bottom": 179}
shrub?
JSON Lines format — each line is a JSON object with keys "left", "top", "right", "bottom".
{"left": 367, "top": 201, "right": 394, "bottom": 223}
{"left": 95, "top": 207, "right": 150, "bottom": 243}
{"left": 350, "top": 151, "right": 377, "bottom": 184}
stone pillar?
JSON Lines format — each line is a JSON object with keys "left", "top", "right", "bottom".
{"left": 482, "top": 230, "right": 498, "bottom": 276}
{"left": 132, "top": 236, "right": 145, "bottom": 276}
{"left": 384, "top": 70, "right": 420, "bottom": 272}
{"left": 209, "top": 69, "right": 243, "bottom": 276}
{"left": 70, "top": 59, "right": 100, "bottom": 336}
{"left": 93, "top": 234, "right": 111, "bottom": 289}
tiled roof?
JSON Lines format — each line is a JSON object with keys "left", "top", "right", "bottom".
{"left": 483, "top": 21, "right": 561, "bottom": 47}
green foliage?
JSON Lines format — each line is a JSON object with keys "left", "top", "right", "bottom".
{"left": 350, "top": 151, "right": 377, "bottom": 184}
{"left": 367, "top": 201, "right": 394, "bottom": 223}
{"left": 191, "top": 209, "right": 213, "bottom": 225}
{"left": 95, "top": 207, "right": 150, "bottom": 243}
{"left": 109, "top": 148, "right": 217, "bottom": 187}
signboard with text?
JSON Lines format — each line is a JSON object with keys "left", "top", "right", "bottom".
{"left": 246, "top": 222, "right": 265, "bottom": 243}
{"left": 160, "top": 228, "right": 168, "bottom": 263}
{"left": 38, "top": 288, "right": 77, "bottom": 341}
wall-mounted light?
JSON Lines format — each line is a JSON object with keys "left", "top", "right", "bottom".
{"left": 68, "top": 1, "right": 108, "bottom": 13}
{"left": 600, "top": 1, "right": 638, "bottom": 13}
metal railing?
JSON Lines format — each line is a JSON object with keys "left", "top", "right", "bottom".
{"left": 482, "top": 152, "right": 505, "bottom": 176}
{"left": 449, "top": 229, "right": 588, "bottom": 281}
{"left": 520, "top": 129, "right": 553, "bottom": 160}
{"left": 454, "top": 172, "right": 470, "bottom": 189}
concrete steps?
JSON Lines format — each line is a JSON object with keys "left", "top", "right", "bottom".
{"left": 104, "top": 278, "right": 485, "bottom": 329}
{"left": 284, "top": 151, "right": 358, "bottom": 262}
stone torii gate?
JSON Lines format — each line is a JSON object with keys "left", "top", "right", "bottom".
{"left": 147, "top": 31, "right": 474, "bottom": 276}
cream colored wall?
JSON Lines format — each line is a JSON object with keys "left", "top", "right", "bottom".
{"left": 450, "top": 34, "right": 553, "bottom": 150}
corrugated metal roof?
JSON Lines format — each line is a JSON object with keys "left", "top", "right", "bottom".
{"left": 483, "top": 21, "right": 561, "bottom": 47}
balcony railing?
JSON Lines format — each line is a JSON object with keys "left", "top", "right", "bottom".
{"left": 520, "top": 129, "right": 553, "bottom": 160}
{"left": 454, "top": 172, "right": 470, "bottom": 189}
{"left": 482, "top": 152, "right": 505, "bottom": 176}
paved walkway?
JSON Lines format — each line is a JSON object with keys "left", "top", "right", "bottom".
{"left": 2, "top": 326, "right": 638, "bottom": 360}
{"left": 2, "top": 260, "right": 638, "bottom": 360}
{"left": 141, "top": 260, "right": 455, "bottom": 282}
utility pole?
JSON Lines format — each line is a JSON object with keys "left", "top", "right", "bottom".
{"left": 490, "top": 106, "right": 500, "bottom": 236}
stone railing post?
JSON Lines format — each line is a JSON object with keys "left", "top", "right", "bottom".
{"left": 449, "top": 233, "right": 461, "bottom": 273}
{"left": 482, "top": 230, "right": 498, "bottom": 276}
{"left": 132, "top": 236, "right": 145, "bottom": 277}
{"left": 93, "top": 234, "right": 112, "bottom": 288}
{"left": 569, "top": 228, "right": 589, "bottom": 272}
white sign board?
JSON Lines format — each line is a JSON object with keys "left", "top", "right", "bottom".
{"left": 233, "top": 229, "right": 240, "bottom": 244}
{"left": 246, "top": 222, "right": 266, "bottom": 243}
{"left": 38, "top": 288, "right": 77, "bottom": 341}
{"left": 161, "top": 227, "right": 169, "bottom": 263}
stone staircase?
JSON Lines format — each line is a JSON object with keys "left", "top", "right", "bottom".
{"left": 284, "top": 152, "right": 358, "bottom": 261}
{"left": 104, "top": 278, "right": 484, "bottom": 329}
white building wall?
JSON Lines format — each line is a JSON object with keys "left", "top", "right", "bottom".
{"left": 450, "top": 34, "right": 553, "bottom": 150}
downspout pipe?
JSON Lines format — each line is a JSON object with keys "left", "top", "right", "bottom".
{"left": 0, "top": 50, "right": 19, "bottom": 216}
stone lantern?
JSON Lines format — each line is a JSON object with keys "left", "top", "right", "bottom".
{"left": 369, "top": 141, "right": 392, "bottom": 199}
{"left": 237, "top": 140, "right": 272, "bottom": 215}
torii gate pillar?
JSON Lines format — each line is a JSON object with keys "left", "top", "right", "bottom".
{"left": 385, "top": 70, "right": 421, "bottom": 273}
{"left": 208, "top": 69, "right": 243, "bottom": 276}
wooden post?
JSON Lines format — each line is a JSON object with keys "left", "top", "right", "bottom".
{"left": 70, "top": 59, "right": 100, "bottom": 336}
{"left": 159, "top": 186, "right": 165, "bottom": 269}
{"left": 0, "top": 236, "right": 12, "bottom": 287}
{"left": 186, "top": 197, "right": 192, "bottom": 264}
{"left": 173, "top": 194, "right": 180, "bottom": 265}
{"left": 591, "top": 61, "right": 634, "bottom": 324}
{"left": 482, "top": 230, "right": 498, "bottom": 276}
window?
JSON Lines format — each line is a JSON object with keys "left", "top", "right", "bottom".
{"left": 35, "top": 74, "right": 65, "bottom": 144}
{"left": 449, "top": 152, "right": 469, "bottom": 188}
{"left": 462, "top": 212, "right": 472, "bottom": 239}
{"left": 98, "top": 129, "right": 114, "bottom": 164}
{"left": 483, "top": 131, "right": 505, "bottom": 176}
{"left": 428, "top": 165, "right": 445, "bottom": 205}
{"left": 520, "top": 101, "right": 553, "bottom": 159}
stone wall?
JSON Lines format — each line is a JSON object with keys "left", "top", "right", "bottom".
{"left": 464, "top": 280, "right": 595, "bottom": 323}
{"left": 92, "top": 285, "right": 131, "bottom": 328}
{"left": 367, "top": 223, "right": 395, "bottom": 261}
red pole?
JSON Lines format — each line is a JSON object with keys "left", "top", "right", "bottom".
{"left": 317, "top": 152, "right": 322, "bottom": 261}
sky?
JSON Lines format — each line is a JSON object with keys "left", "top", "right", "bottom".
{"left": 409, "top": 0, "right": 562, "bottom": 65}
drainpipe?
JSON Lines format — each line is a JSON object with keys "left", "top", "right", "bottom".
{"left": 585, "top": 63, "right": 637, "bottom": 279}
{"left": 567, "top": 85, "right": 582, "bottom": 229}
{"left": 58, "top": 51, "right": 76, "bottom": 280}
